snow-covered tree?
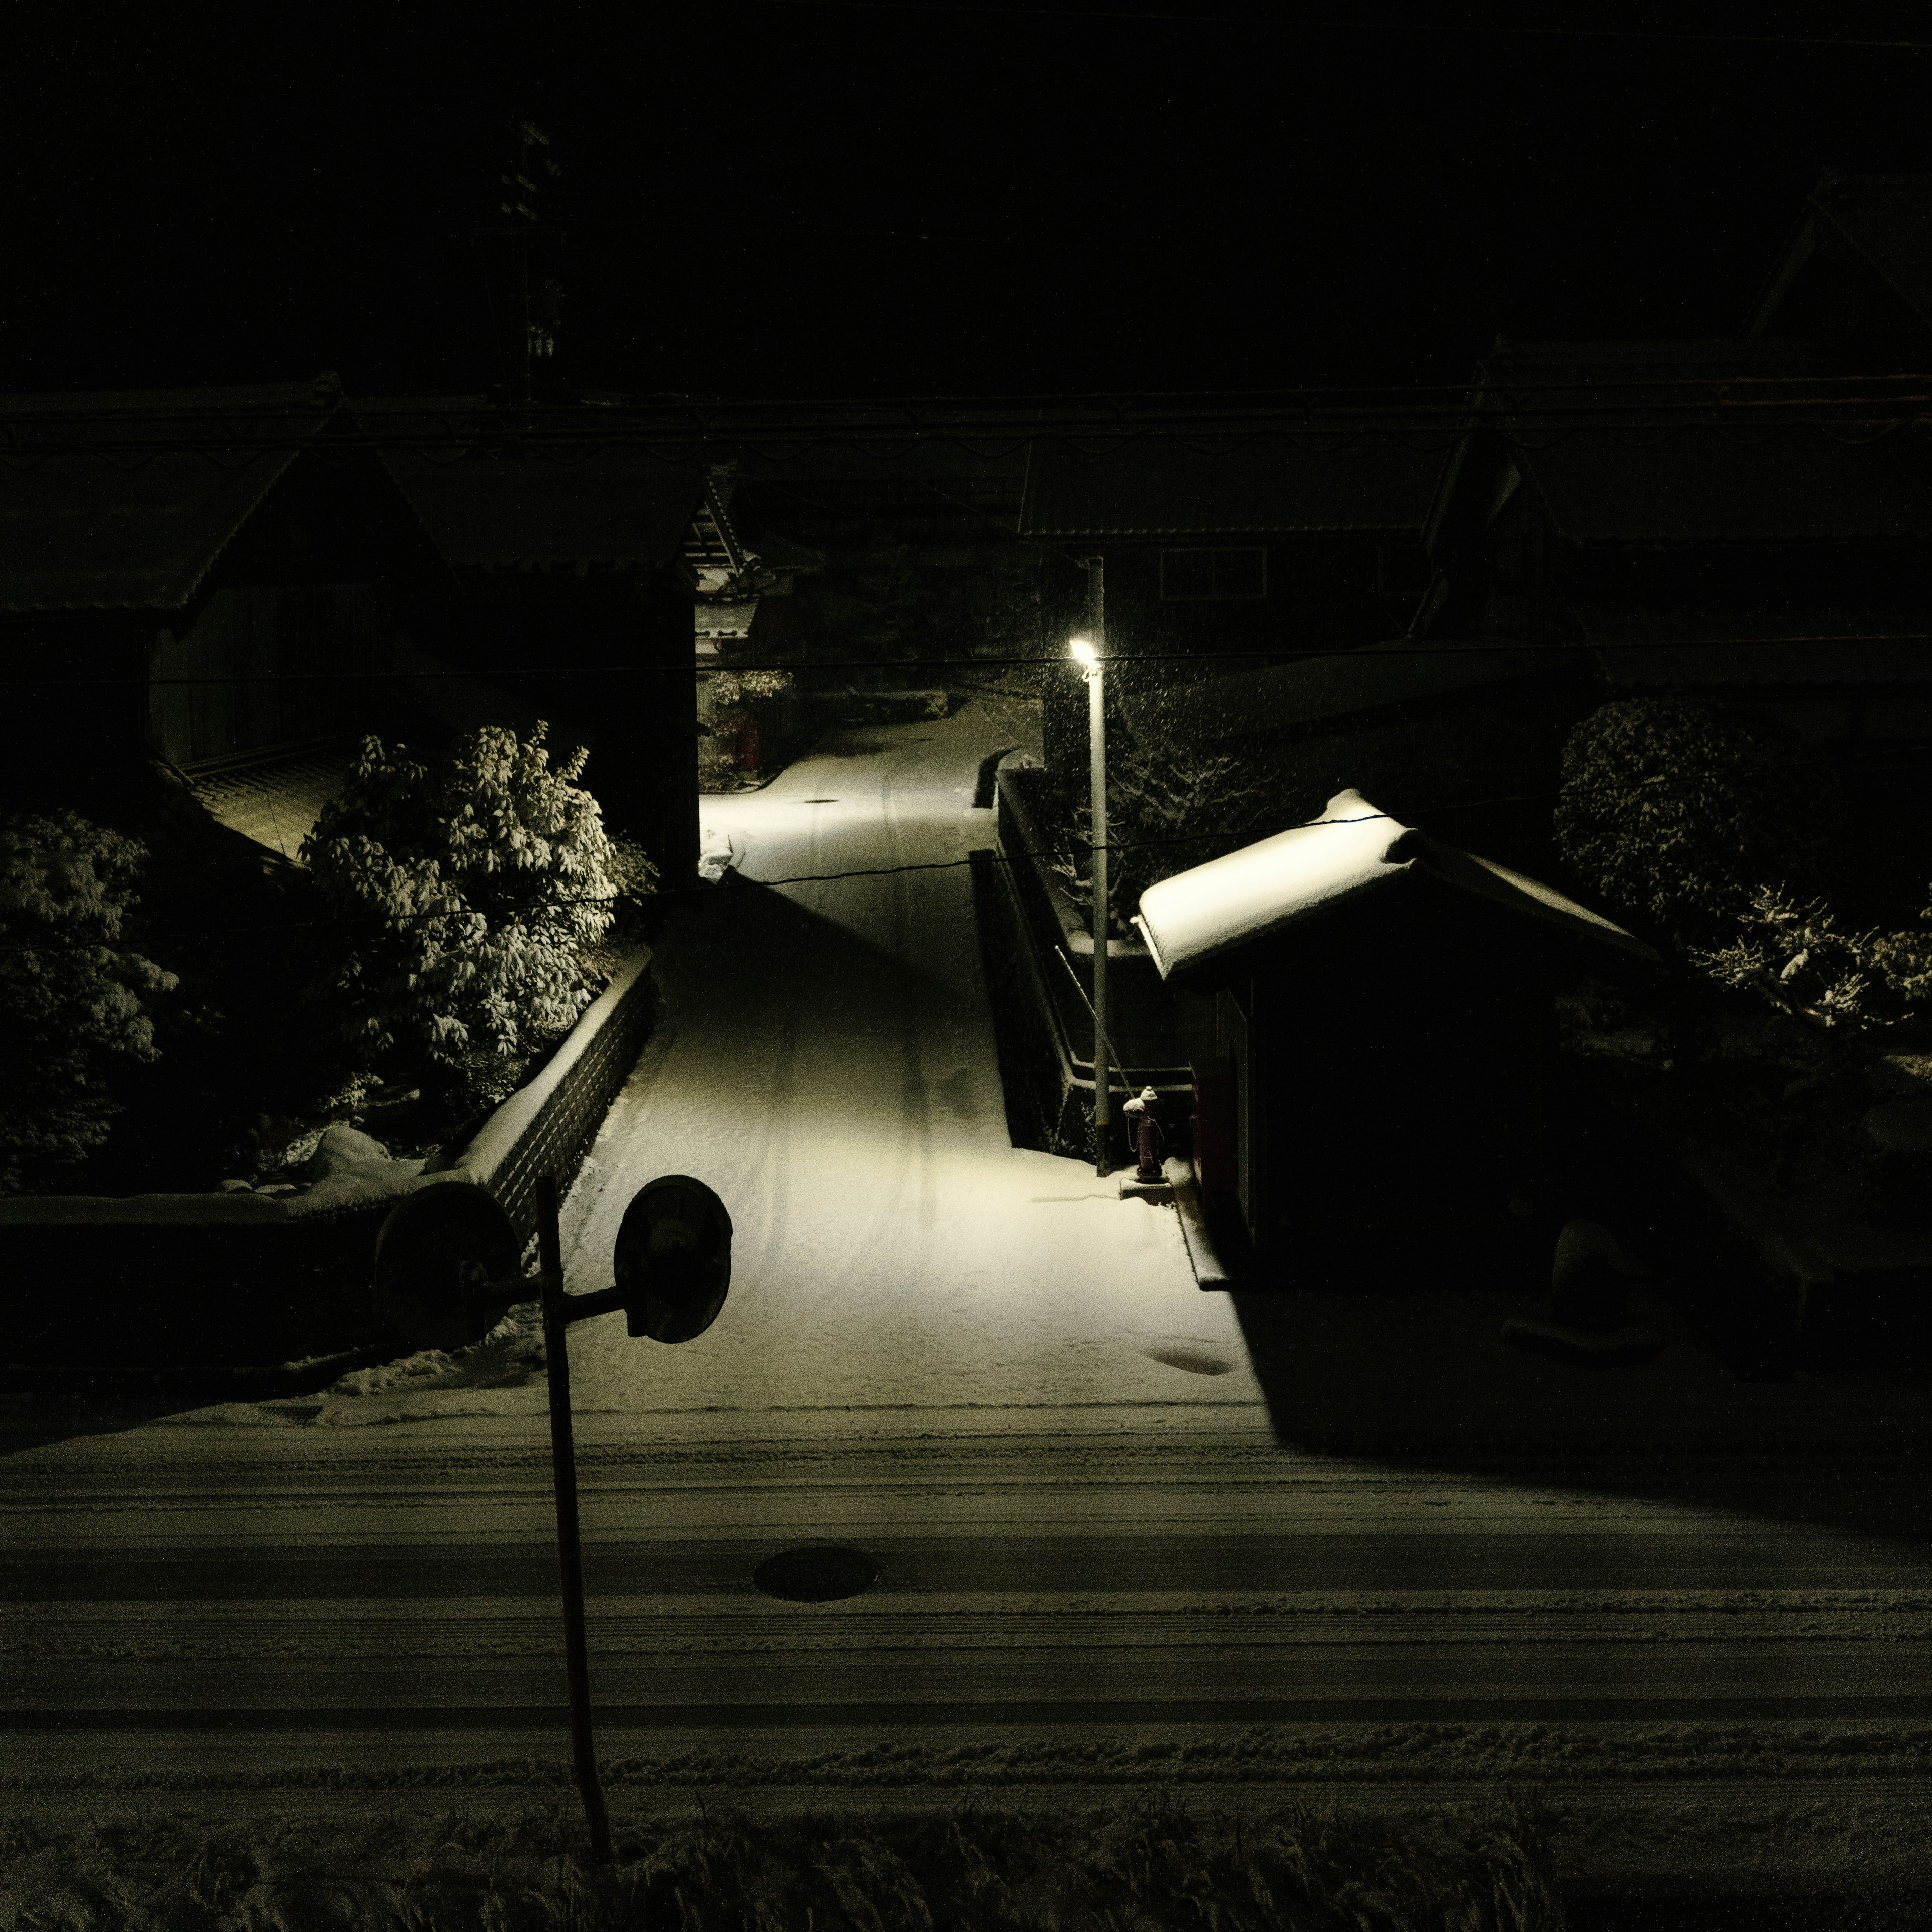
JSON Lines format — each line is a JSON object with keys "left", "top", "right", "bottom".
{"left": 301, "top": 725, "right": 645, "bottom": 1104}
{"left": 1555, "top": 697, "right": 1842, "bottom": 951}
{"left": 1051, "top": 747, "right": 1271, "bottom": 938}
{"left": 0, "top": 811, "right": 177, "bottom": 1192}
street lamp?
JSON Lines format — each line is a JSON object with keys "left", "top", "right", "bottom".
{"left": 1070, "top": 634, "right": 1110, "bottom": 1174}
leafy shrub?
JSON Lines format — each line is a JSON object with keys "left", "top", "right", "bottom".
{"left": 698, "top": 746, "right": 745, "bottom": 793}
{"left": 1694, "top": 883, "right": 1932, "bottom": 1034}
{"left": 1554, "top": 697, "right": 1843, "bottom": 949}
{"left": 300, "top": 723, "right": 641, "bottom": 1103}
{"left": 0, "top": 810, "right": 177, "bottom": 1192}
{"left": 1051, "top": 747, "right": 1271, "bottom": 938}
{"left": 790, "top": 541, "right": 923, "bottom": 661}
{"left": 708, "top": 668, "right": 793, "bottom": 705}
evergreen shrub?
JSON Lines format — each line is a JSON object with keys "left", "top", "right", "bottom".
{"left": 300, "top": 723, "right": 649, "bottom": 1115}
{"left": 0, "top": 810, "right": 178, "bottom": 1192}
{"left": 1051, "top": 746, "right": 1271, "bottom": 938}
{"left": 1554, "top": 696, "right": 1843, "bottom": 950}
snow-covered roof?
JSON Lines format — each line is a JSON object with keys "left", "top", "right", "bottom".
{"left": 378, "top": 447, "right": 705, "bottom": 569}
{"left": 1019, "top": 431, "right": 1446, "bottom": 536}
{"left": 1132, "top": 788, "right": 1657, "bottom": 982}
{"left": 351, "top": 398, "right": 706, "bottom": 570}
{"left": 0, "top": 377, "right": 343, "bottom": 610}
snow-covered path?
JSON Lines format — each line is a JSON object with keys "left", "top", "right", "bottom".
{"left": 560, "top": 704, "right": 1267, "bottom": 1424}
{"left": 12, "top": 706, "right": 1927, "bottom": 1856}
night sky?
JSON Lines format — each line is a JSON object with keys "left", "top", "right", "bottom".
{"left": 12, "top": 3, "right": 1932, "bottom": 402}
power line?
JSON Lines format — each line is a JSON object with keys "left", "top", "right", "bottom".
{"left": 4, "top": 635, "right": 1927, "bottom": 691}
{"left": 8, "top": 763, "right": 1929, "bottom": 961}
{"left": 759, "top": 0, "right": 1932, "bottom": 52}
{"left": 7, "top": 371, "right": 1932, "bottom": 428}
{"left": 6, "top": 392, "right": 1930, "bottom": 476}
{"left": 0, "top": 811, "right": 1443, "bottom": 955}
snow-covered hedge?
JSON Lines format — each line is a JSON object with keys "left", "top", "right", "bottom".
{"left": 0, "top": 811, "right": 179, "bottom": 1194}
{"left": 0, "top": 948, "right": 654, "bottom": 1372}
{"left": 300, "top": 722, "right": 652, "bottom": 1112}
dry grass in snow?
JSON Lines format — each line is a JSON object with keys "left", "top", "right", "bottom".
{"left": 0, "top": 1795, "right": 1563, "bottom": 1931}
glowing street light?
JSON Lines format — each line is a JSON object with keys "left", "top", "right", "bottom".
{"left": 1071, "top": 628, "right": 1110, "bottom": 1174}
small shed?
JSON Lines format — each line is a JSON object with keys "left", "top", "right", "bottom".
{"left": 1133, "top": 789, "right": 1659, "bottom": 1279}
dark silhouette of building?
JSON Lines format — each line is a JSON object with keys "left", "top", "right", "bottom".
{"left": 0, "top": 375, "right": 449, "bottom": 807}
{"left": 359, "top": 396, "right": 706, "bottom": 878}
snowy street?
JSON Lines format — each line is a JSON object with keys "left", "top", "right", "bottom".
{"left": 559, "top": 702, "right": 1263, "bottom": 1423}
{"left": 3, "top": 705, "right": 1929, "bottom": 1874}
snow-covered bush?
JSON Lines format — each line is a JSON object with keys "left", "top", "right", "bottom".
{"left": 708, "top": 668, "right": 793, "bottom": 706}
{"left": 1694, "top": 884, "right": 1932, "bottom": 1034}
{"left": 1051, "top": 747, "right": 1270, "bottom": 938}
{"left": 1555, "top": 697, "right": 1842, "bottom": 950}
{"left": 0, "top": 811, "right": 177, "bottom": 1192}
{"left": 300, "top": 724, "right": 640, "bottom": 1103}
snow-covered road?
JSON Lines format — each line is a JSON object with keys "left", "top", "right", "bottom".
{"left": 8, "top": 704, "right": 1930, "bottom": 1859}
{"left": 555, "top": 704, "right": 1265, "bottom": 1425}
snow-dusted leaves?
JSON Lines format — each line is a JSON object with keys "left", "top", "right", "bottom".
{"left": 1554, "top": 696, "right": 1842, "bottom": 952}
{"left": 299, "top": 723, "right": 635, "bottom": 1075}
{"left": 1694, "top": 884, "right": 1932, "bottom": 1034}
{"left": 0, "top": 810, "right": 177, "bottom": 1192}
{"left": 1051, "top": 748, "right": 1271, "bottom": 938}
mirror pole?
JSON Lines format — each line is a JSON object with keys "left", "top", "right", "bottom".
{"left": 539, "top": 1171, "right": 614, "bottom": 1866}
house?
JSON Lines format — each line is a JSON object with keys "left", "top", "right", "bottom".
{"left": 1409, "top": 335, "right": 1932, "bottom": 889}
{"left": 1015, "top": 426, "right": 1449, "bottom": 768}
{"left": 359, "top": 397, "right": 708, "bottom": 879}
{"left": 1743, "top": 170, "right": 1932, "bottom": 371}
{"left": 685, "top": 464, "right": 825, "bottom": 783}
{"left": 1132, "top": 787, "right": 1658, "bottom": 1282}
{"left": 0, "top": 375, "right": 450, "bottom": 817}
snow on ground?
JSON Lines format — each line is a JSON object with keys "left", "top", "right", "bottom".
{"left": 310, "top": 702, "right": 1267, "bottom": 1430}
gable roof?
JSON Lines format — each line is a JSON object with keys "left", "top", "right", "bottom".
{"left": 0, "top": 376, "right": 343, "bottom": 611}
{"left": 1519, "top": 426, "right": 1929, "bottom": 543}
{"left": 1133, "top": 787, "right": 1656, "bottom": 983}
{"left": 1147, "top": 636, "right": 1571, "bottom": 747}
{"left": 1577, "top": 607, "right": 1932, "bottom": 689}
{"left": 357, "top": 399, "right": 706, "bottom": 569}
{"left": 1443, "top": 340, "right": 1930, "bottom": 545}
{"left": 1746, "top": 171, "right": 1932, "bottom": 338}
{"left": 1019, "top": 432, "right": 1447, "bottom": 537}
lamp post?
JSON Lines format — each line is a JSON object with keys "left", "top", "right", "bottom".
{"left": 1071, "top": 632, "right": 1110, "bottom": 1174}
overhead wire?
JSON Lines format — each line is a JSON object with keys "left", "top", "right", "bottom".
{"left": 0, "top": 809, "right": 1429, "bottom": 958}
{"left": 8, "top": 632, "right": 1931, "bottom": 690}
{"left": 7, "top": 764, "right": 1929, "bottom": 962}
{"left": 757, "top": 0, "right": 1932, "bottom": 54}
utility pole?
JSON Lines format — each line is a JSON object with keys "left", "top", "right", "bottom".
{"left": 498, "top": 119, "right": 561, "bottom": 412}
{"left": 1082, "top": 556, "right": 1110, "bottom": 1175}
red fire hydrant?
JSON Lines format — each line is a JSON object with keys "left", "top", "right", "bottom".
{"left": 1122, "top": 1086, "right": 1165, "bottom": 1185}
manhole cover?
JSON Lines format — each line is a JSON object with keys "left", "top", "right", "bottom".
{"left": 1143, "top": 1344, "right": 1233, "bottom": 1376}
{"left": 753, "top": 1544, "right": 880, "bottom": 1603}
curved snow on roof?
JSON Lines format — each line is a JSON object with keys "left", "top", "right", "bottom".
{"left": 1132, "top": 788, "right": 1656, "bottom": 981}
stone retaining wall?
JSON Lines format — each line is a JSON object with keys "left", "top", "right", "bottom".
{"left": 0, "top": 950, "right": 655, "bottom": 1375}
{"left": 984, "top": 766, "right": 1191, "bottom": 1158}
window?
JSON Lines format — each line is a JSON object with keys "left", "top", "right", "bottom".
{"left": 1159, "top": 546, "right": 1267, "bottom": 600}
